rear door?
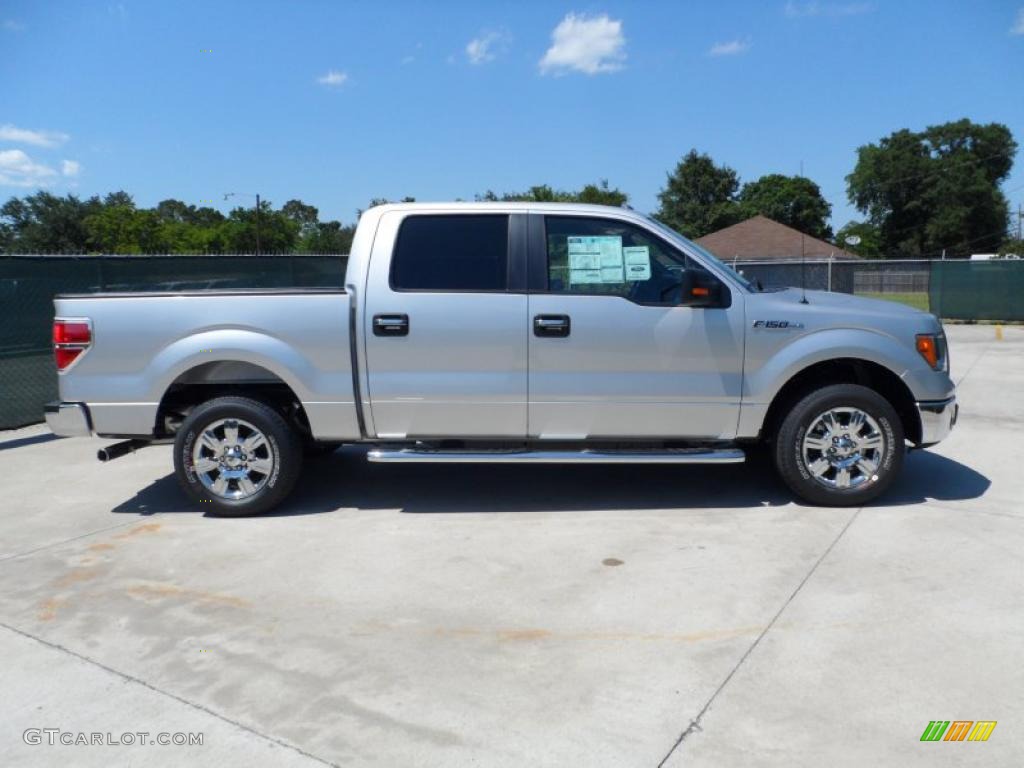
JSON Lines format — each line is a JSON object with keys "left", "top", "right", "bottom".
{"left": 363, "top": 211, "right": 528, "bottom": 439}
{"left": 527, "top": 214, "right": 745, "bottom": 440}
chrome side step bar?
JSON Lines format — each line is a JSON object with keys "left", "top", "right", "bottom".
{"left": 367, "top": 447, "right": 745, "bottom": 464}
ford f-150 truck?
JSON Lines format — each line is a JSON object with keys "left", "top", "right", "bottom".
{"left": 46, "top": 203, "right": 957, "bottom": 515}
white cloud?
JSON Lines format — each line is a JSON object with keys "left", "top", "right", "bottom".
{"left": 0, "top": 123, "right": 70, "bottom": 148}
{"left": 316, "top": 70, "right": 348, "bottom": 88}
{"left": 0, "top": 149, "right": 59, "bottom": 188}
{"left": 466, "top": 32, "right": 501, "bottom": 65}
{"left": 3, "top": 19, "right": 25, "bottom": 31}
{"left": 539, "top": 13, "right": 626, "bottom": 75}
{"left": 400, "top": 42, "right": 423, "bottom": 66}
{"left": 1011, "top": 8, "right": 1024, "bottom": 35}
{"left": 709, "top": 38, "right": 751, "bottom": 56}
{"left": 62, "top": 160, "right": 81, "bottom": 177}
{"left": 784, "top": 1, "right": 873, "bottom": 17}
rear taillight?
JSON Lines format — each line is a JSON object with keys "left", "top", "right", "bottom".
{"left": 53, "top": 318, "right": 92, "bottom": 371}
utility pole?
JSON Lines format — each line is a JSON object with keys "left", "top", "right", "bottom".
{"left": 224, "top": 192, "right": 262, "bottom": 255}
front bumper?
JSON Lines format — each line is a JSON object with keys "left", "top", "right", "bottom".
{"left": 44, "top": 401, "right": 92, "bottom": 437}
{"left": 916, "top": 396, "right": 957, "bottom": 447}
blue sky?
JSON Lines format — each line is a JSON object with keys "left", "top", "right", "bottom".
{"left": 2, "top": 1, "right": 1023, "bottom": 230}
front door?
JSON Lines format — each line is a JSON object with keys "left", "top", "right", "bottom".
{"left": 527, "top": 214, "right": 744, "bottom": 440}
{"left": 364, "top": 211, "right": 528, "bottom": 439}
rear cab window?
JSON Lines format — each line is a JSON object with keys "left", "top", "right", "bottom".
{"left": 391, "top": 215, "right": 509, "bottom": 292}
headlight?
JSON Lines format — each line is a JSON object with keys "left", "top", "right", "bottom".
{"left": 915, "top": 332, "right": 948, "bottom": 372}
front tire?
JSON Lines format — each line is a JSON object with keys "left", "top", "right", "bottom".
{"left": 774, "top": 383, "right": 904, "bottom": 507}
{"left": 173, "top": 396, "right": 303, "bottom": 516}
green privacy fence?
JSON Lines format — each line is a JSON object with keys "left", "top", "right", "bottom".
{"left": 0, "top": 254, "right": 346, "bottom": 429}
{"left": 736, "top": 258, "right": 1024, "bottom": 318}
{"left": 929, "top": 260, "right": 1024, "bottom": 322}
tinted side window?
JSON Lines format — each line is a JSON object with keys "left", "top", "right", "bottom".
{"left": 545, "top": 216, "right": 715, "bottom": 305}
{"left": 392, "top": 215, "right": 508, "bottom": 291}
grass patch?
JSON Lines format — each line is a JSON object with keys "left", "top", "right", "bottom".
{"left": 857, "top": 291, "right": 930, "bottom": 312}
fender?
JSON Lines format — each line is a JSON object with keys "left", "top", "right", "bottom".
{"left": 150, "top": 328, "right": 318, "bottom": 404}
{"left": 738, "top": 327, "right": 924, "bottom": 439}
{"left": 148, "top": 328, "right": 360, "bottom": 440}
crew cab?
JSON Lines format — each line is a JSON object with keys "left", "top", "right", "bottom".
{"left": 46, "top": 203, "right": 957, "bottom": 514}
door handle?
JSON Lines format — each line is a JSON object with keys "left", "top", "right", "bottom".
{"left": 533, "top": 314, "right": 570, "bottom": 338}
{"left": 373, "top": 314, "right": 409, "bottom": 337}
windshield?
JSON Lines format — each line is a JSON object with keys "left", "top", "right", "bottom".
{"left": 642, "top": 215, "right": 756, "bottom": 292}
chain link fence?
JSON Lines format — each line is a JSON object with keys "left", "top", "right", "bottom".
{"left": 0, "top": 254, "right": 346, "bottom": 429}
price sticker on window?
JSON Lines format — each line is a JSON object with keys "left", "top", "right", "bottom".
{"left": 623, "top": 246, "right": 651, "bottom": 281}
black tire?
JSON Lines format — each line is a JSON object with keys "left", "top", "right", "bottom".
{"left": 774, "top": 383, "right": 904, "bottom": 507}
{"left": 173, "top": 396, "right": 303, "bottom": 516}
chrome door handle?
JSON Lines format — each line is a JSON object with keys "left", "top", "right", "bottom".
{"left": 533, "top": 314, "right": 570, "bottom": 337}
{"left": 373, "top": 314, "right": 409, "bottom": 337}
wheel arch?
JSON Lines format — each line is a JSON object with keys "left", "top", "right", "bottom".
{"left": 761, "top": 358, "right": 921, "bottom": 446}
{"left": 155, "top": 360, "right": 311, "bottom": 439}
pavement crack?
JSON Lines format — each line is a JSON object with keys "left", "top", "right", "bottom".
{"left": 955, "top": 345, "right": 990, "bottom": 387}
{"left": 655, "top": 506, "right": 863, "bottom": 767}
{"left": 0, "top": 520, "right": 141, "bottom": 564}
{"left": 0, "top": 621, "right": 341, "bottom": 768}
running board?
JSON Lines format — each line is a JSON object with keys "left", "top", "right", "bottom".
{"left": 366, "top": 447, "right": 745, "bottom": 464}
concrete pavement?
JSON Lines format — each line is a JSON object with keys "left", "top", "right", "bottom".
{"left": 0, "top": 325, "right": 1019, "bottom": 766}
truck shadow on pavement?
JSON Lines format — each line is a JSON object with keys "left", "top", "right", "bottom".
{"left": 111, "top": 446, "right": 990, "bottom": 517}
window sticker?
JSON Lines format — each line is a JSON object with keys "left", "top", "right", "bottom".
{"left": 623, "top": 246, "right": 651, "bottom": 281}
{"left": 568, "top": 235, "right": 623, "bottom": 284}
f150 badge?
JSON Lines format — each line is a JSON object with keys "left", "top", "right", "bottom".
{"left": 753, "top": 320, "right": 804, "bottom": 329}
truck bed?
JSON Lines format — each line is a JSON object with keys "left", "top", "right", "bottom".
{"left": 53, "top": 289, "right": 360, "bottom": 440}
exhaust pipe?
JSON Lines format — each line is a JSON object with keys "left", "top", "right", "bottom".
{"left": 97, "top": 439, "right": 150, "bottom": 462}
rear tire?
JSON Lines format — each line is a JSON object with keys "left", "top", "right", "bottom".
{"left": 173, "top": 396, "right": 303, "bottom": 516}
{"left": 774, "top": 383, "right": 903, "bottom": 507}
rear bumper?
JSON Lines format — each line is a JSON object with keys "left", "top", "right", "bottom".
{"left": 44, "top": 401, "right": 92, "bottom": 437}
{"left": 916, "top": 396, "right": 957, "bottom": 447}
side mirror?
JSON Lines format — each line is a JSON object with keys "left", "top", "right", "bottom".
{"left": 677, "top": 271, "right": 722, "bottom": 308}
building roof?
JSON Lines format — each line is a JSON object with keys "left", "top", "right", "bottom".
{"left": 695, "top": 215, "right": 858, "bottom": 261}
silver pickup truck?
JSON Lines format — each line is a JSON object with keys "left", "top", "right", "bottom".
{"left": 46, "top": 202, "right": 957, "bottom": 514}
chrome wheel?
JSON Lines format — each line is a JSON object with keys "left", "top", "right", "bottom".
{"left": 191, "top": 418, "right": 275, "bottom": 501}
{"left": 801, "top": 407, "right": 885, "bottom": 491}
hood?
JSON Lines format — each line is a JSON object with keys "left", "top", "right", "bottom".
{"left": 789, "top": 287, "right": 926, "bottom": 317}
{"left": 748, "top": 287, "right": 941, "bottom": 334}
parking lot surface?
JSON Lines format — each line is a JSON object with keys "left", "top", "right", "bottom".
{"left": 1, "top": 324, "right": 1021, "bottom": 767}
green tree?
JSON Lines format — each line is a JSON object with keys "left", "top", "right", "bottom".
{"left": 738, "top": 174, "right": 832, "bottom": 239}
{"left": 834, "top": 221, "right": 883, "bottom": 259}
{"left": 998, "top": 237, "right": 1024, "bottom": 258}
{"left": 476, "top": 180, "right": 628, "bottom": 205}
{"left": 83, "top": 202, "right": 141, "bottom": 253}
{"left": 0, "top": 191, "right": 102, "bottom": 252}
{"left": 357, "top": 197, "right": 416, "bottom": 217}
{"left": 574, "top": 179, "right": 628, "bottom": 206}
{"left": 155, "top": 199, "right": 199, "bottom": 224}
{"left": 846, "top": 119, "right": 1016, "bottom": 257}
{"left": 282, "top": 199, "right": 319, "bottom": 227}
{"left": 219, "top": 201, "right": 300, "bottom": 253}
{"left": 297, "top": 220, "right": 356, "bottom": 253}
{"left": 654, "top": 150, "right": 742, "bottom": 238}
